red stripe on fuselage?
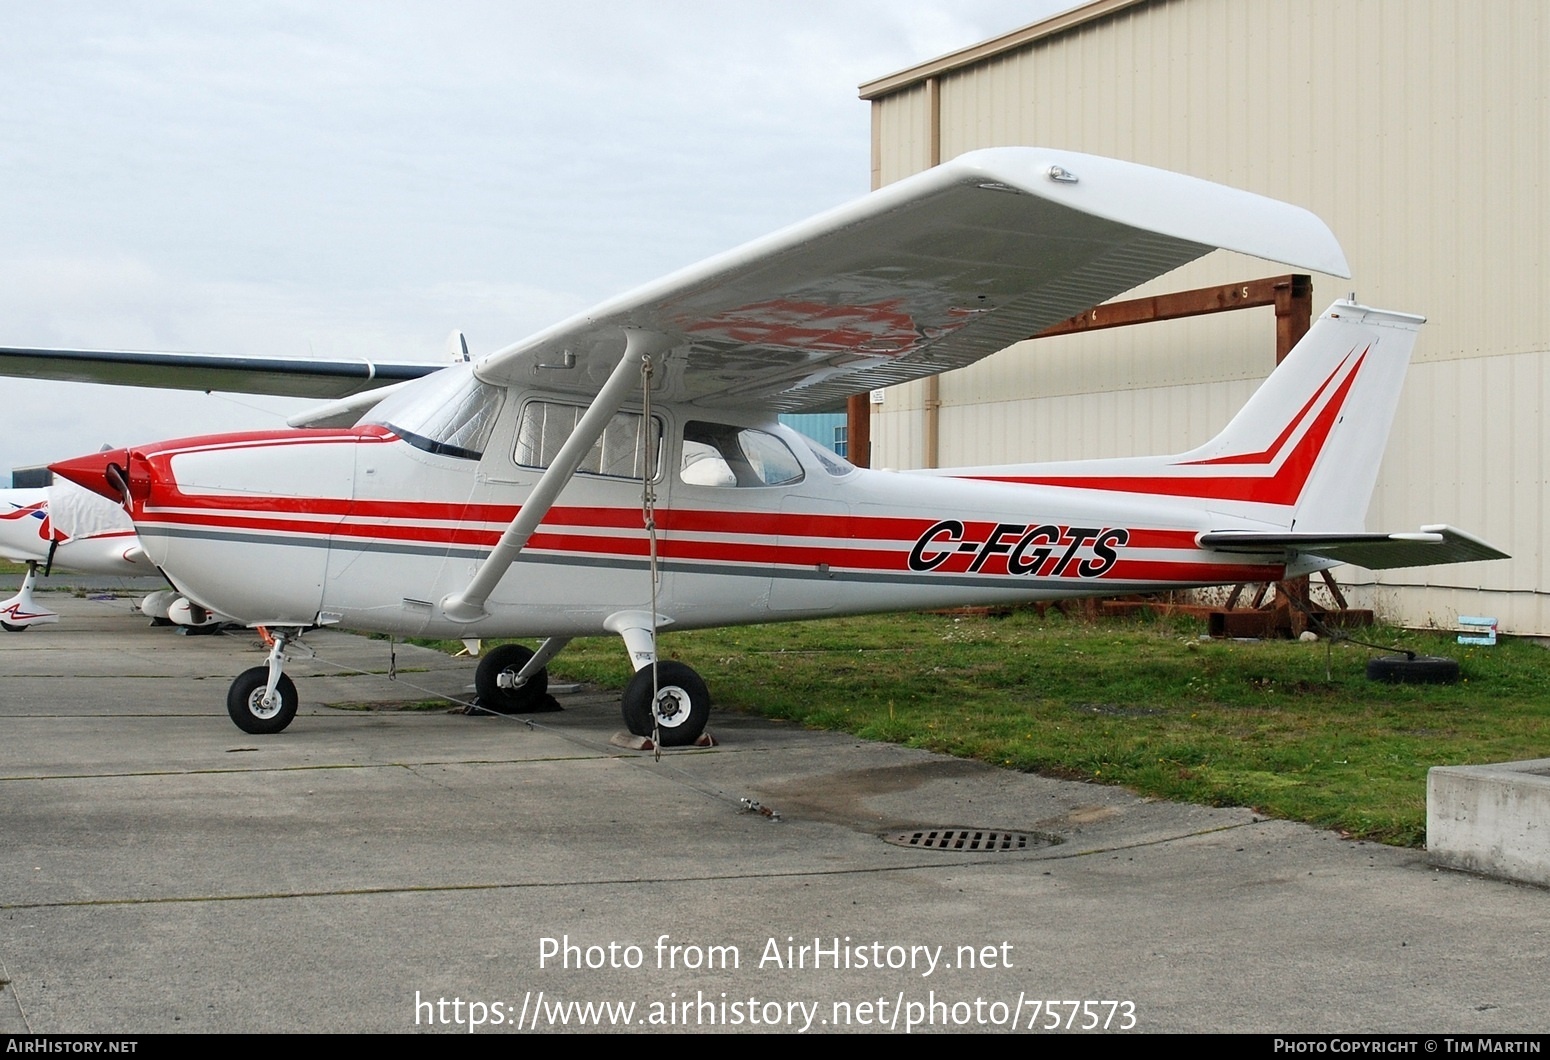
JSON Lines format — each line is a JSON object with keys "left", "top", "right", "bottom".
{"left": 126, "top": 426, "right": 1217, "bottom": 549}
{"left": 127, "top": 425, "right": 1249, "bottom": 583}
{"left": 137, "top": 499, "right": 1255, "bottom": 583}
{"left": 139, "top": 497, "right": 1204, "bottom": 553}
{"left": 140, "top": 507, "right": 1272, "bottom": 582}
{"left": 133, "top": 425, "right": 396, "bottom": 458}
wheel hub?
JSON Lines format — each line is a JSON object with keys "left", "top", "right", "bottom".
{"left": 248, "top": 690, "right": 283, "bottom": 719}
{"left": 653, "top": 686, "right": 691, "bottom": 727}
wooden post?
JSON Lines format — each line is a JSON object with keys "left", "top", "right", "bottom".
{"left": 846, "top": 392, "right": 871, "bottom": 468}
{"left": 1271, "top": 273, "right": 1315, "bottom": 622}
{"left": 1273, "top": 274, "right": 1313, "bottom": 364}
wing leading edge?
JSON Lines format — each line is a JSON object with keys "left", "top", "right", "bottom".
{"left": 477, "top": 146, "right": 1351, "bottom": 411}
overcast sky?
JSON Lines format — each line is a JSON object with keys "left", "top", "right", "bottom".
{"left": 1, "top": 1, "right": 1072, "bottom": 475}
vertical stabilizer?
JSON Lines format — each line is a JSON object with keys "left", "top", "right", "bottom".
{"left": 949, "top": 301, "right": 1423, "bottom": 534}
{"left": 1174, "top": 301, "right": 1422, "bottom": 532}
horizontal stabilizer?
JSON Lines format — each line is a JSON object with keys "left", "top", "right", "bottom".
{"left": 1198, "top": 525, "right": 1509, "bottom": 571}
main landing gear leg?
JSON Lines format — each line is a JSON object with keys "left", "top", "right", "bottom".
{"left": 227, "top": 628, "right": 302, "bottom": 734}
{"left": 1, "top": 561, "right": 60, "bottom": 631}
{"left": 605, "top": 611, "right": 710, "bottom": 747}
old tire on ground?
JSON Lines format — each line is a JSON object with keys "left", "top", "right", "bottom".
{"left": 1366, "top": 654, "right": 1461, "bottom": 685}
{"left": 227, "top": 666, "right": 299, "bottom": 734}
{"left": 475, "top": 643, "right": 552, "bottom": 713}
{"left": 621, "top": 661, "right": 709, "bottom": 747}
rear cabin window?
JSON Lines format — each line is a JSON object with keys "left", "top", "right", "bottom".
{"left": 679, "top": 422, "right": 805, "bottom": 488}
{"left": 515, "top": 401, "right": 662, "bottom": 480}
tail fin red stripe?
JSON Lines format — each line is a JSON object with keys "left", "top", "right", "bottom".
{"left": 966, "top": 350, "right": 1364, "bottom": 505}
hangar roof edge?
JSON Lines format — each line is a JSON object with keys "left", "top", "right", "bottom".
{"left": 858, "top": 0, "right": 1151, "bottom": 100}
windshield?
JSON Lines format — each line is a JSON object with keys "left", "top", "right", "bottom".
{"left": 798, "top": 434, "right": 857, "bottom": 477}
{"left": 362, "top": 365, "right": 505, "bottom": 460}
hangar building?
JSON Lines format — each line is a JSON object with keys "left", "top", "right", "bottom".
{"left": 860, "top": 0, "right": 1549, "bottom": 634}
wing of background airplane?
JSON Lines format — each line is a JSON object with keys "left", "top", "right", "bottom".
{"left": 0, "top": 346, "right": 444, "bottom": 400}
{"left": 1197, "top": 526, "right": 1509, "bottom": 571}
{"left": 475, "top": 146, "right": 1350, "bottom": 411}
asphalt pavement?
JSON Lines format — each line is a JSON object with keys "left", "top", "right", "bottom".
{"left": 2, "top": 592, "right": 1546, "bottom": 1034}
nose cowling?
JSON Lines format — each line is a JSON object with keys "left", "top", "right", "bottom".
{"left": 50, "top": 448, "right": 140, "bottom": 508}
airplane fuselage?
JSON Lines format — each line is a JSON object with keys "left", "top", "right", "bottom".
{"left": 73, "top": 395, "right": 1284, "bottom": 639}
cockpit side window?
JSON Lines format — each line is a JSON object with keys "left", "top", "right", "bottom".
{"left": 361, "top": 366, "right": 504, "bottom": 461}
{"left": 679, "top": 421, "right": 805, "bottom": 488}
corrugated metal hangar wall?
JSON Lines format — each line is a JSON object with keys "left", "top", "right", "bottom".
{"left": 862, "top": 0, "right": 1550, "bottom": 634}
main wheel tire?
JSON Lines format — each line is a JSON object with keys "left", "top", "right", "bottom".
{"left": 227, "top": 666, "right": 299, "bottom": 734}
{"left": 1366, "top": 654, "right": 1461, "bottom": 685}
{"left": 2, "top": 621, "right": 28, "bottom": 632}
{"left": 621, "top": 661, "right": 709, "bottom": 747}
{"left": 475, "top": 643, "right": 552, "bottom": 713}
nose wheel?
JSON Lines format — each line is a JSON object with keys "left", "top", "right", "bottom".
{"left": 227, "top": 668, "right": 299, "bottom": 734}
{"left": 226, "top": 627, "right": 303, "bottom": 734}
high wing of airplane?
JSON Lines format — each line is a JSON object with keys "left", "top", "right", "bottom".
{"left": 20, "top": 147, "right": 1505, "bottom": 742}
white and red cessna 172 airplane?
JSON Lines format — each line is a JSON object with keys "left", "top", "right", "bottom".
{"left": 6, "top": 148, "right": 1506, "bottom": 741}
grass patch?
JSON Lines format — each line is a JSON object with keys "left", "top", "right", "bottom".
{"left": 427, "top": 609, "right": 1550, "bottom": 847}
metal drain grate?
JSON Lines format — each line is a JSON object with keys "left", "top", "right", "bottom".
{"left": 885, "top": 828, "right": 1051, "bottom": 852}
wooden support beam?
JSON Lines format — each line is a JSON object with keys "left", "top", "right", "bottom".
{"left": 1033, "top": 274, "right": 1309, "bottom": 339}
{"left": 1319, "top": 569, "right": 1350, "bottom": 611}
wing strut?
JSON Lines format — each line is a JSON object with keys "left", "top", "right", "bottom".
{"left": 440, "top": 328, "right": 672, "bottom": 623}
